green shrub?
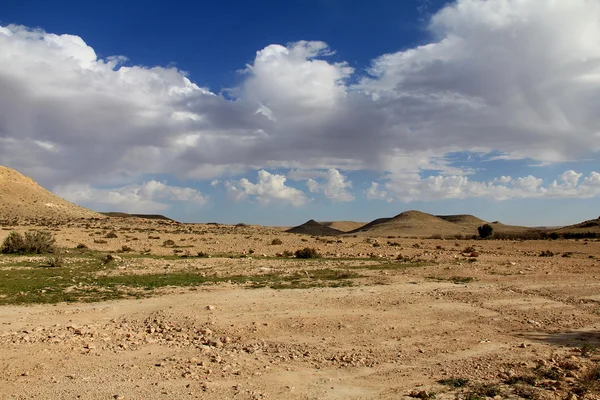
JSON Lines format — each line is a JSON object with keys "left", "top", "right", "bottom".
{"left": 46, "top": 248, "right": 65, "bottom": 268}
{"left": 295, "top": 247, "right": 320, "bottom": 259}
{"left": 1, "top": 231, "right": 55, "bottom": 254}
{"left": 477, "top": 224, "right": 494, "bottom": 239}
{"left": 1, "top": 231, "right": 26, "bottom": 254}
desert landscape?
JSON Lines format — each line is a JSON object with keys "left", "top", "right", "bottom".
{"left": 0, "top": 166, "right": 599, "bottom": 399}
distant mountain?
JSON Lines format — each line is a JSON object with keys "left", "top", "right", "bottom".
{"left": 101, "top": 212, "right": 178, "bottom": 222}
{"left": 436, "top": 214, "right": 487, "bottom": 228}
{"left": 286, "top": 219, "right": 343, "bottom": 236}
{"left": 319, "top": 221, "right": 367, "bottom": 232}
{"left": 554, "top": 216, "right": 600, "bottom": 233}
{"left": 0, "top": 166, "right": 102, "bottom": 223}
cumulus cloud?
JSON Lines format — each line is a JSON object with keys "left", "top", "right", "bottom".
{"left": 225, "top": 170, "right": 308, "bottom": 206}
{"left": 367, "top": 170, "right": 600, "bottom": 202}
{"left": 304, "top": 169, "right": 354, "bottom": 202}
{"left": 2, "top": 0, "right": 600, "bottom": 207}
{"left": 55, "top": 181, "right": 207, "bottom": 213}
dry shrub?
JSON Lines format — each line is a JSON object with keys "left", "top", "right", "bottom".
{"left": 295, "top": 247, "right": 320, "bottom": 259}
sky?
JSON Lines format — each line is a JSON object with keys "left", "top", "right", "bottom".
{"left": 1, "top": 0, "right": 600, "bottom": 227}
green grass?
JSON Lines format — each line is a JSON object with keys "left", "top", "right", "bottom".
{"left": 427, "top": 275, "right": 475, "bottom": 284}
{"left": 0, "top": 251, "right": 364, "bottom": 305}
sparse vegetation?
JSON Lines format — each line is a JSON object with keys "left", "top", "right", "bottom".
{"left": 1, "top": 230, "right": 56, "bottom": 254}
{"left": 294, "top": 247, "right": 320, "bottom": 259}
{"left": 438, "top": 377, "right": 469, "bottom": 388}
{"left": 271, "top": 238, "right": 283, "bottom": 245}
{"left": 104, "top": 231, "right": 118, "bottom": 238}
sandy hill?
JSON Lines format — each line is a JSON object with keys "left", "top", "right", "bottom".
{"left": 320, "top": 221, "right": 367, "bottom": 232}
{"left": 436, "top": 214, "right": 487, "bottom": 228}
{"left": 348, "top": 210, "right": 474, "bottom": 237}
{"left": 286, "top": 220, "right": 343, "bottom": 236}
{"left": 0, "top": 166, "right": 102, "bottom": 224}
{"left": 554, "top": 217, "right": 600, "bottom": 234}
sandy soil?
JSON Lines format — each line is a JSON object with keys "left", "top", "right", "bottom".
{"left": 1, "top": 219, "right": 600, "bottom": 399}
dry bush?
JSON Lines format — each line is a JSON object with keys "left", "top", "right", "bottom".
{"left": 295, "top": 247, "right": 320, "bottom": 259}
{"left": 271, "top": 238, "right": 283, "bottom": 245}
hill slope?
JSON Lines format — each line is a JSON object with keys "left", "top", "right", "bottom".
{"left": 349, "top": 210, "right": 471, "bottom": 237}
{"left": 0, "top": 166, "right": 102, "bottom": 223}
{"left": 101, "top": 212, "right": 177, "bottom": 223}
{"left": 320, "top": 221, "right": 367, "bottom": 232}
{"left": 286, "top": 220, "right": 343, "bottom": 236}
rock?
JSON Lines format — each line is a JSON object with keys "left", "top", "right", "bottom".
{"left": 113, "top": 395, "right": 124, "bottom": 400}
{"left": 206, "top": 305, "right": 215, "bottom": 311}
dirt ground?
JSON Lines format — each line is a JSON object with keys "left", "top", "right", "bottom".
{"left": 1, "top": 219, "right": 600, "bottom": 399}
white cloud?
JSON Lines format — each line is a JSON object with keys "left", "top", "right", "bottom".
{"left": 2, "top": 0, "right": 600, "bottom": 206}
{"left": 367, "top": 170, "right": 600, "bottom": 202}
{"left": 303, "top": 169, "right": 354, "bottom": 202}
{"left": 55, "top": 181, "right": 207, "bottom": 213}
{"left": 225, "top": 170, "right": 308, "bottom": 206}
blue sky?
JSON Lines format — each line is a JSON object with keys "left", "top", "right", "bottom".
{"left": 1, "top": 0, "right": 599, "bottom": 226}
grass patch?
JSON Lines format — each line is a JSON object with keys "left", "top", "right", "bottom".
{"left": 427, "top": 276, "right": 475, "bottom": 284}
{"left": 438, "top": 377, "right": 470, "bottom": 388}
{"left": 0, "top": 252, "right": 363, "bottom": 304}
{"left": 348, "top": 261, "right": 431, "bottom": 271}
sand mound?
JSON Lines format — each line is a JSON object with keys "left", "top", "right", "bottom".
{"left": 0, "top": 166, "right": 102, "bottom": 224}
{"left": 286, "top": 220, "right": 343, "bottom": 236}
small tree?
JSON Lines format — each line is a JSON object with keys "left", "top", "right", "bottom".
{"left": 477, "top": 224, "right": 494, "bottom": 239}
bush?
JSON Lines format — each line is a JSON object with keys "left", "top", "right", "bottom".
{"left": 295, "top": 247, "right": 320, "bottom": 259}
{"left": 271, "top": 238, "right": 283, "bottom": 245}
{"left": 477, "top": 224, "right": 494, "bottom": 239}
{"left": 76, "top": 243, "right": 88, "bottom": 249}
{"left": 163, "top": 239, "right": 176, "bottom": 247}
{"left": 1, "top": 231, "right": 25, "bottom": 254}
{"left": 46, "top": 248, "right": 65, "bottom": 268}
{"left": 105, "top": 231, "right": 118, "bottom": 239}
{"left": 1, "top": 231, "right": 55, "bottom": 254}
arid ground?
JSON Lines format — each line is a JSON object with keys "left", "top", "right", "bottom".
{"left": 2, "top": 217, "right": 600, "bottom": 400}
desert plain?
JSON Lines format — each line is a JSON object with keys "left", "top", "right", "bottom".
{"left": 1, "top": 215, "right": 600, "bottom": 400}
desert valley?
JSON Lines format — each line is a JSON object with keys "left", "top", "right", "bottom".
{"left": 1, "top": 165, "right": 600, "bottom": 399}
